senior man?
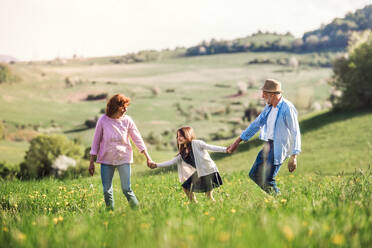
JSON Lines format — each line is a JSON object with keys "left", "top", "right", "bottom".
{"left": 227, "top": 79, "right": 301, "bottom": 194}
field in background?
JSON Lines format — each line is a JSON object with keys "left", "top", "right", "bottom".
{"left": 0, "top": 52, "right": 332, "bottom": 164}
{"left": 1, "top": 52, "right": 372, "bottom": 247}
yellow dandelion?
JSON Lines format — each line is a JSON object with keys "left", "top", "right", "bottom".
{"left": 14, "top": 231, "right": 26, "bottom": 242}
{"left": 282, "top": 225, "right": 294, "bottom": 241}
{"left": 58, "top": 216, "right": 63, "bottom": 222}
{"left": 53, "top": 218, "right": 59, "bottom": 225}
{"left": 231, "top": 208, "right": 236, "bottom": 213}
{"left": 103, "top": 221, "right": 109, "bottom": 228}
{"left": 140, "top": 223, "right": 150, "bottom": 229}
{"left": 280, "top": 199, "right": 287, "bottom": 204}
{"left": 264, "top": 198, "right": 270, "bottom": 203}
{"left": 210, "top": 217, "right": 215, "bottom": 221}
{"left": 332, "top": 234, "right": 345, "bottom": 245}
{"left": 3, "top": 227, "right": 8, "bottom": 232}
{"left": 218, "top": 232, "right": 230, "bottom": 242}
{"left": 204, "top": 212, "right": 209, "bottom": 216}
{"left": 42, "top": 194, "right": 46, "bottom": 198}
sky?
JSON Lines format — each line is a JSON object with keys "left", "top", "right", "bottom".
{"left": 0, "top": 0, "right": 371, "bottom": 61}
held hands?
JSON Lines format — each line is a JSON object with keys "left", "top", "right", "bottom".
{"left": 288, "top": 155, "right": 297, "bottom": 173}
{"left": 147, "top": 160, "right": 157, "bottom": 169}
{"left": 226, "top": 137, "right": 242, "bottom": 154}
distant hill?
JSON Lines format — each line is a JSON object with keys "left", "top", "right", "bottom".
{"left": 302, "top": 4, "right": 372, "bottom": 51}
{"left": 110, "top": 4, "right": 372, "bottom": 64}
{"left": 185, "top": 4, "right": 372, "bottom": 56}
{"left": 0, "top": 55, "right": 18, "bottom": 63}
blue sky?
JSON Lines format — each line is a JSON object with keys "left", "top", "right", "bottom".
{"left": 0, "top": 0, "right": 370, "bottom": 60}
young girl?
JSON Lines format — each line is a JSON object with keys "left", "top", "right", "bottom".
{"left": 149, "top": 127, "right": 229, "bottom": 202}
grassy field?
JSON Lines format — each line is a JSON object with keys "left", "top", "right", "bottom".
{"left": 1, "top": 109, "right": 372, "bottom": 247}
{"left": 1, "top": 163, "right": 371, "bottom": 247}
{"left": 0, "top": 52, "right": 332, "bottom": 164}
{"left": 1, "top": 51, "right": 371, "bottom": 247}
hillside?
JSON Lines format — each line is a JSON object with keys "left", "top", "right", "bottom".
{"left": 0, "top": 51, "right": 333, "bottom": 165}
{"left": 184, "top": 4, "right": 372, "bottom": 56}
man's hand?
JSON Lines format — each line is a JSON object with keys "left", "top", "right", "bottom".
{"left": 288, "top": 155, "right": 297, "bottom": 173}
{"left": 89, "top": 162, "right": 95, "bottom": 176}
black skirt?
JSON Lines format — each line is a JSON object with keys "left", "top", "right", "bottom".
{"left": 182, "top": 172, "right": 223, "bottom": 193}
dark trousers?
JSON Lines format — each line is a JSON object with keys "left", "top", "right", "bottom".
{"left": 249, "top": 141, "right": 281, "bottom": 194}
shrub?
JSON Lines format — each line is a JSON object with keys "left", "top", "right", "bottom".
{"left": 0, "top": 121, "right": 4, "bottom": 140}
{"left": 86, "top": 93, "right": 108, "bottom": 101}
{"left": 0, "top": 63, "right": 20, "bottom": 83}
{"left": 150, "top": 86, "right": 161, "bottom": 97}
{"left": 0, "top": 162, "right": 18, "bottom": 179}
{"left": 330, "top": 34, "right": 372, "bottom": 110}
{"left": 0, "top": 64, "right": 11, "bottom": 83}
{"left": 21, "top": 135, "right": 84, "bottom": 179}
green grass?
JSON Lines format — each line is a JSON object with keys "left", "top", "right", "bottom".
{"left": 1, "top": 167, "right": 371, "bottom": 247}
{"left": 1, "top": 51, "right": 370, "bottom": 247}
{"left": 1, "top": 110, "right": 372, "bottom": 247}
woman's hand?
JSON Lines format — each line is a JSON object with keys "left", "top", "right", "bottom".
{"left": 89, "top": 155, "right": 96, "bottom": 176}
{"left": 89, "top": 162, "right": 95, "bottom": 176}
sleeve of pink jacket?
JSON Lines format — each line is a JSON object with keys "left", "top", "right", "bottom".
{"left": 127, "top": 116, "right": 147, "bottom": 152}
{"left": 90, "top": 116, "right": 103, "bottom": 155}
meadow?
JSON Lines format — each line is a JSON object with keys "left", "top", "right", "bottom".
{"left": 1, "top": 51, "right": 371, "bottom": 247}
{"left": 0, "top": 52, "right": 332, "bottom": 164}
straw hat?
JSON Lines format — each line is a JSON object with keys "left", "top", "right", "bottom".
{"left": 261, "top": 79, "right": 282, "bottom": 93}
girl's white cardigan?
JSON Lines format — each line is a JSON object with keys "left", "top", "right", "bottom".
{"left": 157, "top": 140, "right": 227, "bottom": 183}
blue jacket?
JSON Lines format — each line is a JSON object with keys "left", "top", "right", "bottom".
{"left": 240, "top": 97, "right": 301, "bottom": 165}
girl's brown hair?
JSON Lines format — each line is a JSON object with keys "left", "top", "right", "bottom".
{"left": 177, "top": 127, "right": 196, "bottom": 153}
{"left": 106, "top": 94, "right": 130, "bottom": 118}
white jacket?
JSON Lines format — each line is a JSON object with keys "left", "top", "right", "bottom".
{"left": 157, "top": 140, "right": 227, "bottom": 183}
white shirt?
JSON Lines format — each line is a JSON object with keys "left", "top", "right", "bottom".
{"left": 266, "top": 106, "right": 279, "bottom": 140}
{"left": 156, "top": 140, "right": 226, "bottom": 183}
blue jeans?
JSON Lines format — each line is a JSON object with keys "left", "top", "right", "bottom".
{"left": 249, "top": 141, "right": 281, "bottom": 194}
{"left": 101, "top": 163, "right": 139, "bottom": 209}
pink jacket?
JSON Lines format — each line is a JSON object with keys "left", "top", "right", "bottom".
{"left": 90, "top": 114, "right": 146, "bottom": 165}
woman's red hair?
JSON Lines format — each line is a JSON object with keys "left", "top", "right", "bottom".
{"left": 106, "top": 94, "right": 130, "bottom": 118}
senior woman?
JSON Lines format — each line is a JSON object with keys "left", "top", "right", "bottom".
{"left": 89, "top": 94, "right": 153, "bottom": 209}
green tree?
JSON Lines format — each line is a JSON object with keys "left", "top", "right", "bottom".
{"left": 0, "top": 64, "right": 10, "bottom": 83}
{"left": 0, "top": 121, "right": 4, "bottom": 140}
{"left": 22, "top": 134, "right": 83, "bottom": 178}
{"left": 330, "top": 34, "right": 372, "bottom": 110}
